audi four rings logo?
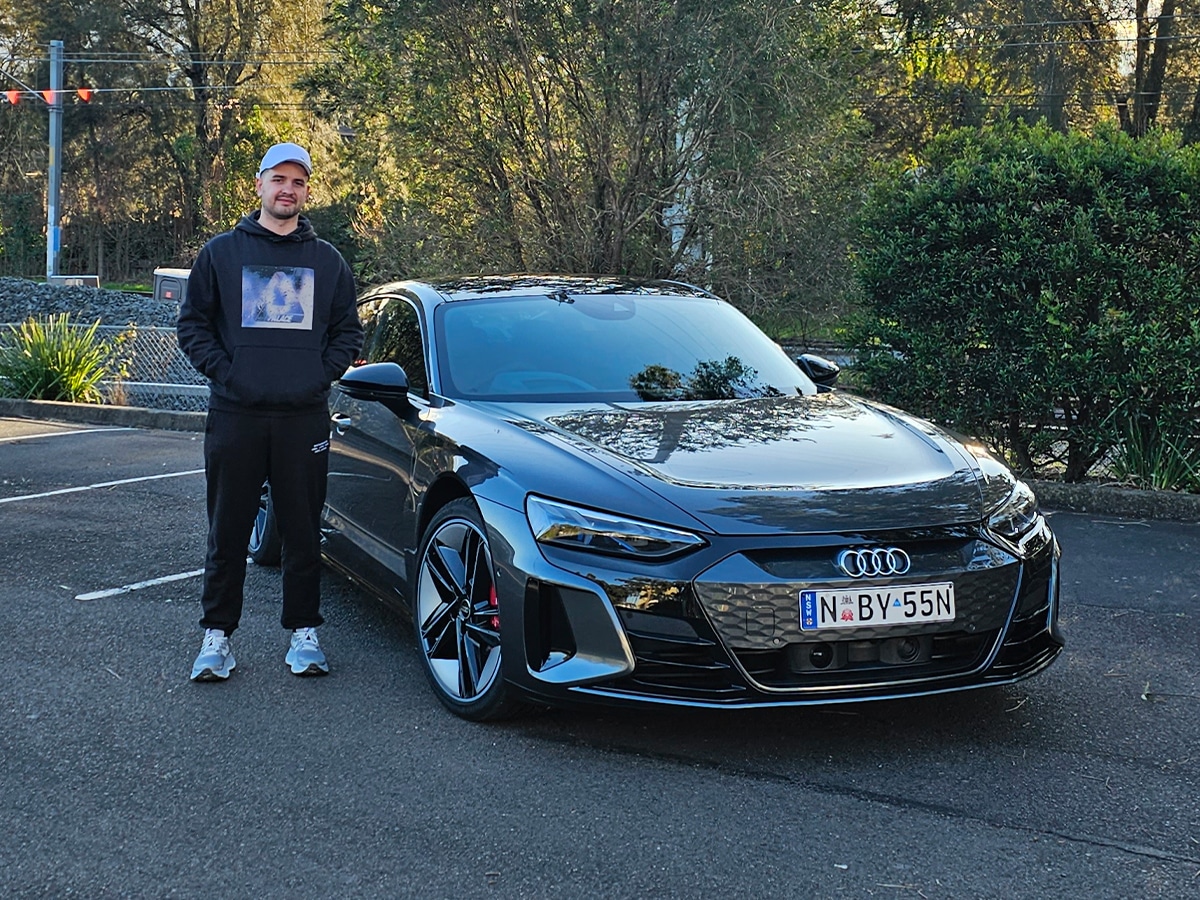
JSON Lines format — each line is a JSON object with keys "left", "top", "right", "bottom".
{"left": 836, "top": 547, "right": 911, "bottom": 578}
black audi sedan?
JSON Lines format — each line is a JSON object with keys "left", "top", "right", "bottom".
{"left": 264, "top": 275, "right": 1063, "bottom": 719}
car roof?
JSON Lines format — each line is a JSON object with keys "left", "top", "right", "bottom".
{"left": 364, "top": 274, "right": 717, "bottom": 305}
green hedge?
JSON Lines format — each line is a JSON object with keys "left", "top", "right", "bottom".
{"left": 851, "top": 122, "right": 1200, "bottom": 487}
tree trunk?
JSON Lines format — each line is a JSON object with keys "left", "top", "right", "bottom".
{"left": 1130, "top": 0, "right": 1177, "bottom": 136}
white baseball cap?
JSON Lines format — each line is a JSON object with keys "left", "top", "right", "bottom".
{"left": 257, "top": 142, "right": 312, "bottom": 176}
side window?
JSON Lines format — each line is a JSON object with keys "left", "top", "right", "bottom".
{"left": 355, "top": 297, "right": 386, "bottom": 366}
{"left": 363, "top": 297, "right": 428, "bottom": 394}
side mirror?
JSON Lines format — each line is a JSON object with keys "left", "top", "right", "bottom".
{"left": 795, "top": 353, "right": 840, "bottom": 392}
{"left": 337, "top": 362, "right": 411, "bottom": 406}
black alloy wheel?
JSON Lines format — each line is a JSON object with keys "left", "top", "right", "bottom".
{"left": 414, "top": 498, "right": 522, "bottom": 720}
{"left": 248, "top": 481, "right": 282, "bottom": 566}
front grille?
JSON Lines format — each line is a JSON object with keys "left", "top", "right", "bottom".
{"left": 693, "top": 534, "right": 1022, "bottom": 692}
{"left": 699, "top": 568, "right": 1017, "bottom": 648}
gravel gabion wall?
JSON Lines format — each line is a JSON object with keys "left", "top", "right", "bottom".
{"left": 0, "top": 277, "right": 178, "bottom": 328}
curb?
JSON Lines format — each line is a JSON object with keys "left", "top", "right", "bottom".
{"left": 1029, "top": 479, "right": 1200, "bottom": 524}
{"left": 0, "top": 397, "right": 205, "bottom": 433}
{"left": 1, "top": 397, "right": 1196, "bottom": 523}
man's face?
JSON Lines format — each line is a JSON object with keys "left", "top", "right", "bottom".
{"left": 255, "top": 162, "right": 310, "bottom": 223}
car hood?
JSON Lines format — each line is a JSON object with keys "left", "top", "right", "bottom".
{"left": 497, "top": 393, "right": 986, "bottom": 534}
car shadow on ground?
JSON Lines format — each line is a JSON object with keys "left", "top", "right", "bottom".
{"left": 330, "top": 560, "right": 1063, "bottom": 757}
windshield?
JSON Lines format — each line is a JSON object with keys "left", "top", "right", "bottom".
{"left": 435, "top": 293, "right": 816, "bottom": 402}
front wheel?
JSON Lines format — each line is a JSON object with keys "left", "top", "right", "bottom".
{"left": 414, "top": 498, "right": 523, "bottom": 721}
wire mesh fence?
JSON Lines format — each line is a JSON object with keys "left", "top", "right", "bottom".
{"left": 0, "top": 322, "right": 208, "bottom": 412}
{"left": 102, "top": 324, "right": 208, "bottom": 412}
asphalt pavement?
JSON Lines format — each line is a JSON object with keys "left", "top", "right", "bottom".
{"left": 1, "top": 415, "right": 1197, "bottom": 899}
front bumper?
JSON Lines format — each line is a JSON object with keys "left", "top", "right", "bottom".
{"left": 480, "top": 497, "right": 1063, "bottom": 709}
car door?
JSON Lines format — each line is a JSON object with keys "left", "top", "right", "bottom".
{"left": 325, "top": 294, "right": 431, "bottom": 594}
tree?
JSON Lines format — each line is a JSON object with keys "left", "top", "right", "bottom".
{"left": 1, "top": 0, "right": 52, "bottom": 276}
{"left": 115, "top": 0, "right": 321, "bottom": 236}
{"left": 0, "top": 0, "right": 343, "bottom": 279}
{"left": 308, "top": 0, "right": 870, "bottom": 320}
{"left": 1118, "top": 0, "right": 1175, "bottom": 135}
{"left": 862, "top": 0, "right": 1121, "bottom": 152}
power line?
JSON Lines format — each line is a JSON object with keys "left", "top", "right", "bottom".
{"left": 67, "top": 57, "right": 335, "bottom": 66}
{"left": 7, "top": 57, "right": 334, "bottom": 67}
{"left": 910, "top": 13, "right": 1200, "bottom": 32}
{"left": 1, "top": 97, "right": 327, "bottom": 110}
{"left": 2, "top": 28, "right": 1200, "bottom": 73}
{"left": 912, "top": 33, "right": 1200, "bottom": 51}
{"left": 2, "top": 18, "right": 1200, "bottom": 110}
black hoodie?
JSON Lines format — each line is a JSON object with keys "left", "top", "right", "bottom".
{"left": 177, "top": 212, "right": 363, "bottom": 414}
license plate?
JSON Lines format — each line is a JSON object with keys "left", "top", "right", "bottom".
{"left": 799, "top": 582, "right": 955, "bottom": 632}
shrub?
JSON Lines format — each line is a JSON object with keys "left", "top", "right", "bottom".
{"left": 0, "top": 314, "right": 131, "bottom": 404}
{"left": 851, "top": 122, "right": 1200, "bottom": 484}
{"left": 1107, "top": 410, "right": 1200, "bottom": 493}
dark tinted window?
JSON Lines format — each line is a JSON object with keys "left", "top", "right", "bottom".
{"left": 360, "top": 296, "right": 428, "bottom": 393}
{"left": 435, "top": 293, "right": 815, "bottom": 402}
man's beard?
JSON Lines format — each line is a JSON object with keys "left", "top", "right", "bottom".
{"left": 265, "top": 200, "right": 301, "bottom": 220}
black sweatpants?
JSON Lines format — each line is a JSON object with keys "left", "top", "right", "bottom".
{"left": 198, "top": 406, "right": 330, "bottom": 636}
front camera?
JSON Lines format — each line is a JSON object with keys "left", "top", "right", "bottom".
{"left": 809, "top": 643, "right": 833, "bottom": 669}
{"left": 896, "top": 637, "right": 921, "bottom": 662}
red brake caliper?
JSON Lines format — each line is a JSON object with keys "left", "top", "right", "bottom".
{"left": 489, "top": 583, "right": 499, "bottom": 630}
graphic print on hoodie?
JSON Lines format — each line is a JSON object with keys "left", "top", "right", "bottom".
{"left": 242, "top": 266, "right": 315, "bottom": 330}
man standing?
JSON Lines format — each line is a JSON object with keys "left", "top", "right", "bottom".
{"left": 177, "top": 142, "right": 363, "bottom": 681}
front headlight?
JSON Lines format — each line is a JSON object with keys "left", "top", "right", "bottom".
{"left": 526, "top": 495, "right": 707, "bottom": 560}
{"left": 987, "top": 480, "right": 1042, "bottom": 540}
{"left": 958, "top": 439, "right": 1045, "bottom": 542}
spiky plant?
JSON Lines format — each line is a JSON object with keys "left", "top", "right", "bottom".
{"left": 0, "top": 314, "right": 131, "bottom": 404}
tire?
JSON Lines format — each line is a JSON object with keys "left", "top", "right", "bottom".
{"left": 414, "top": 498, "right": 523, "bottom": 721}
{"left": 248, "top": 481, "right": 282, "bottom": 566}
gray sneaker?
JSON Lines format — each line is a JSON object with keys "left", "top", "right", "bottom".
{"left": 191, "top": 629, "right": 235, "bottom": 681}
{"left": 286, "top": 627, "right": 329, "bottom": 676}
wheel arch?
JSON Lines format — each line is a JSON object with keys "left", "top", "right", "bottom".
{"left": 415, "top": 473, "right": 476, "bottom": 556}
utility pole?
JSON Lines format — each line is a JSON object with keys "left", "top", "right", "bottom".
{"left": 46, "top": 39, "right": 63, "bottom": 280}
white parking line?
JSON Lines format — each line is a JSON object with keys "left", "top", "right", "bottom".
{"left": 0, "top": 426, "right": 132, "bottom": 444}
{"left": 76, "top": 569, "right": 205, "bottom": 601}
{"left": 0, "top": 468, "right": 205, "bottom": 504}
